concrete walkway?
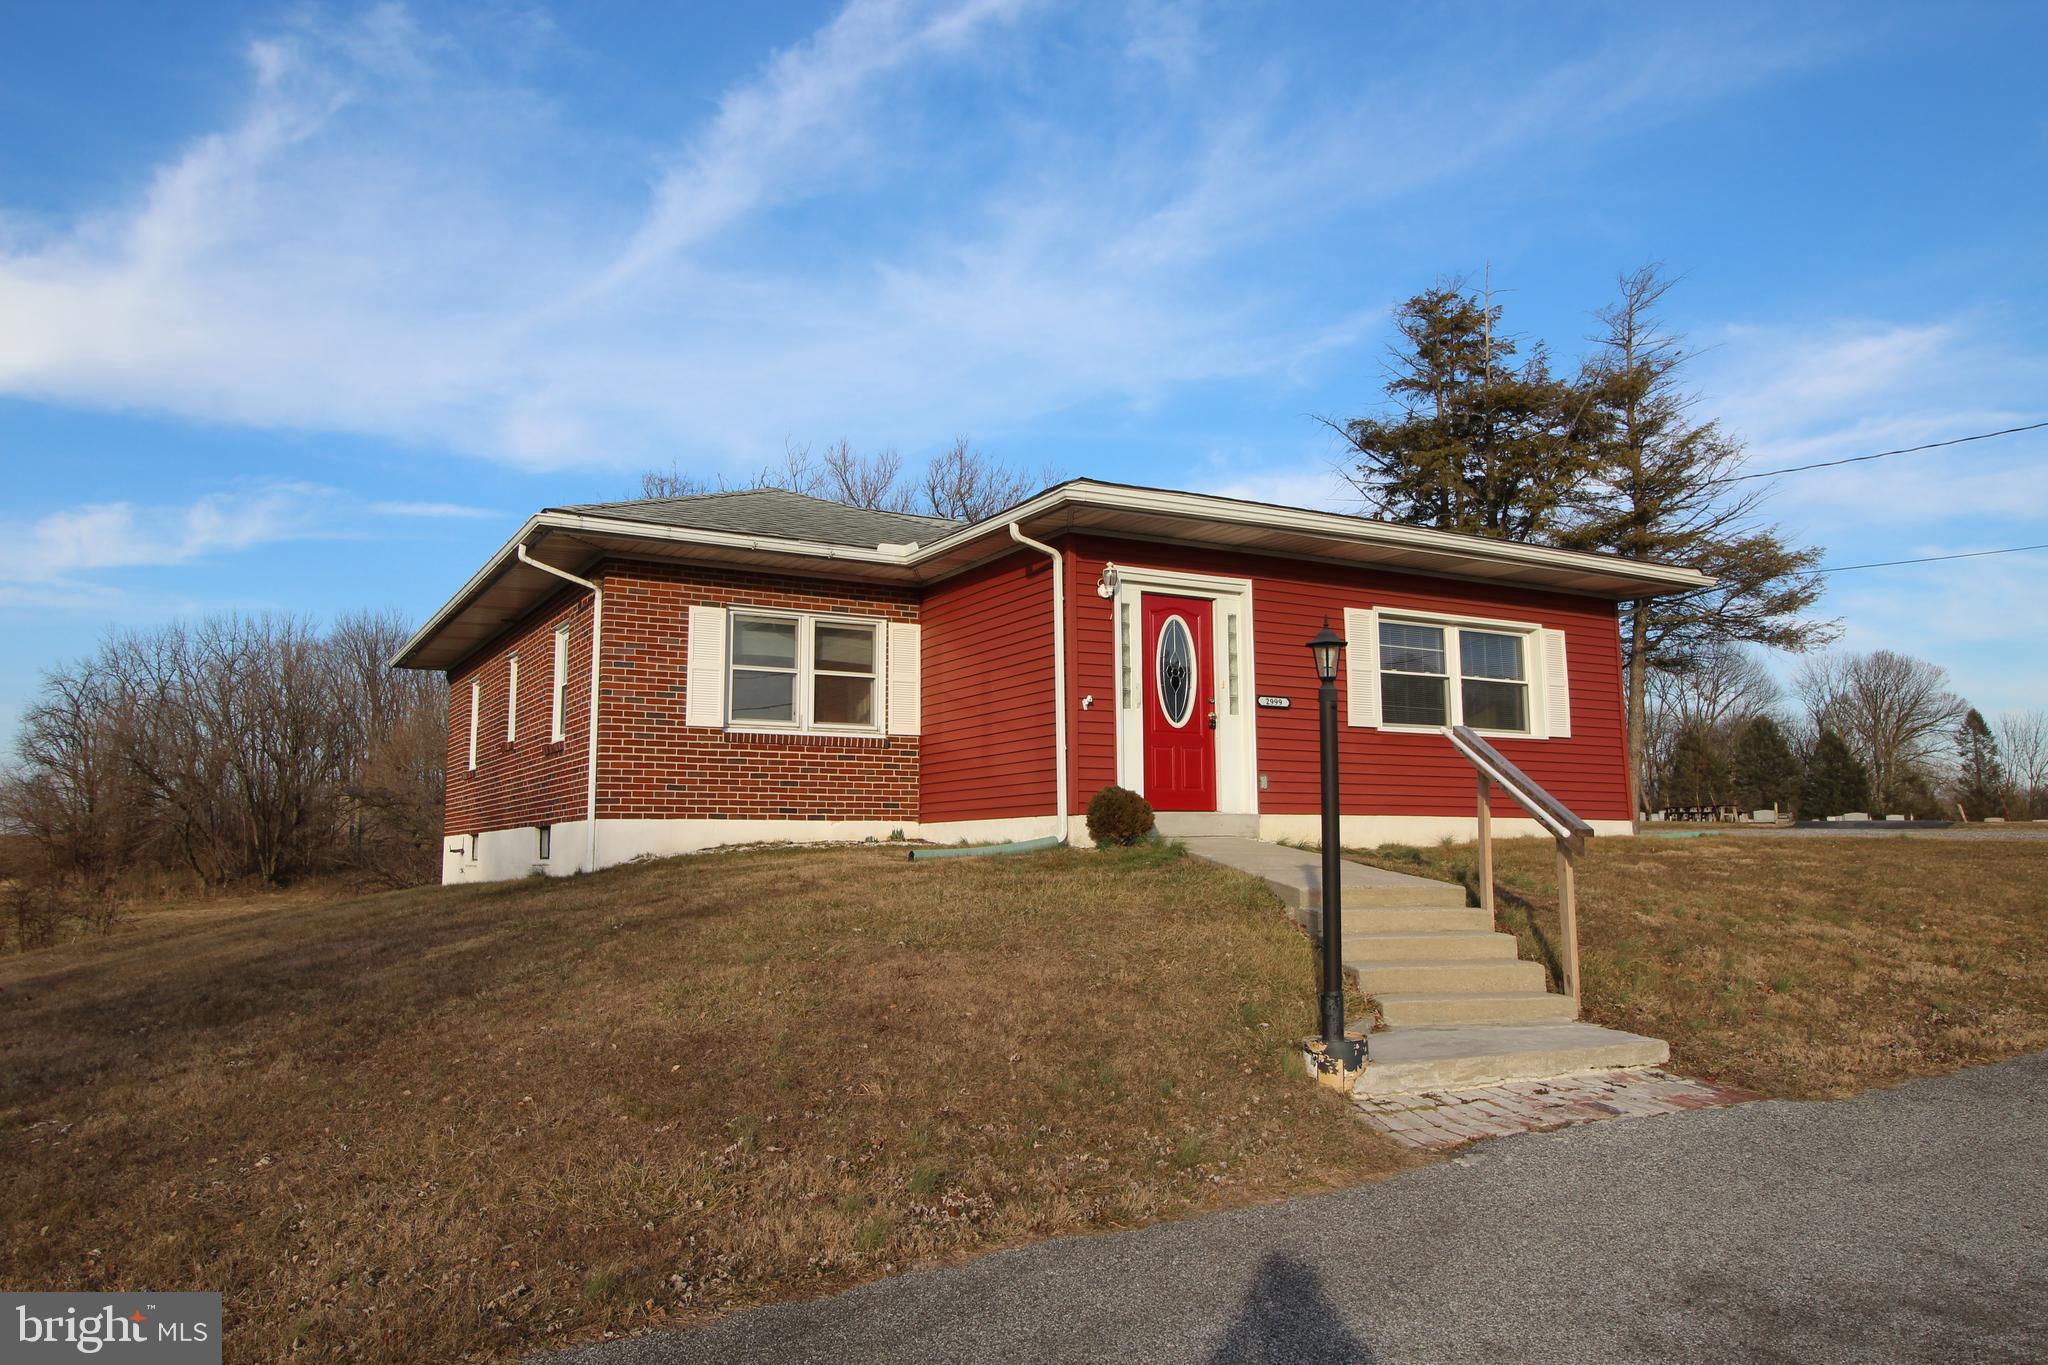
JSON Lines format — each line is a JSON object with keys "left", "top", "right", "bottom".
{"left": 536, "top": 1052, "right": 2048, "bottom": 1364}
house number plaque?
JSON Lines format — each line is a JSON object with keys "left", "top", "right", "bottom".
{"left": 1255, "top": 695, "right": 1292, "bottom": 709}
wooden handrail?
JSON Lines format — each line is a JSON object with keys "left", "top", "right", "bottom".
{"left": 1442, "top": 725, "right": 1592, "bottom": 1009}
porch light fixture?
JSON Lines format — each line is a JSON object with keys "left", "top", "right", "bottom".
{"left": 1306, "top": 618, "right": 1365, "bottom": 1072}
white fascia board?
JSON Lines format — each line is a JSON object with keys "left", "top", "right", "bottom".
{"left": 985, "top": 482, "right": 1714, "bottom": 594}
{"left": 391, "top": 512, "right": 919, "bottom": 670}
{"left": 392, "top": 515, "right": 548, "bottom": 669}
{"left": 395, "top": 482, "right": 1714, "bottom": 671}
{"left": 538, "top": 510, "right": 913, "bottom": 567}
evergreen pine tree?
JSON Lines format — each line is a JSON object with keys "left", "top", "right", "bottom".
{"left": 1799, "top": 729, "right": 1872, "bottom": 818}
{"left": 1667, "top": 723, "right": 1730, "bottom": 808}
{"left": 1954, "top": 708, "right": 2007, "bottom": 818}
{"left": 1732, "top": 715, "right": 1798, "bottom": 813}
{"left": 1329, "top": 278, "right": 1589, "bottom": 541}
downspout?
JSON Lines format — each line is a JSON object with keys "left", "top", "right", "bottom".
{"left": 1008, "top": 524, "right": 1070, "bottom": 843}
{"left": 516, "top": 543, "right": 603, "bottom": 874}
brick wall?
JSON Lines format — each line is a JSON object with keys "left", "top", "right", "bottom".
{"left": 598, "top": 561, "right": 920, "bottom": 823}
{"left": 445, "top": 587, "right": 594, "bottom": 838}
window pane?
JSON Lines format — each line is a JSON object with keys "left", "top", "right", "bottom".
{"left": 813, "top": 673, "right": 876, "bottom": 726}
{"left": 733, "top": 617, "right": 797, "bottom": 668}
{"left": 1463, "top": 679, "right": 1528, "bottom": 731}
{"left": 731, "top": 669, "right": 795, "bottom": 723}
{"left": 1379, "top": 621, "right": 1445, "bottom": 675}
{"left": 1461, "top": 629, "right": 1525, "bottom": 681}
{"left": 814, "top": 622, "right": 876, "bottom": 673}
{"left": 1381, "top": 672, "right": 1448, "bottom": 725}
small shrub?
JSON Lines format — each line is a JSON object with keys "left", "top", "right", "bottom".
{"left": 1086, "top": 785, "right": 1156, "bottom": 847}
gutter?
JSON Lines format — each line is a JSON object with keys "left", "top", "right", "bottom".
{"left": 516, "top": 543, "right": 603, "bottom": 875}
{"left": 1008, "top": 523, "right": 1070, "bottom": 844}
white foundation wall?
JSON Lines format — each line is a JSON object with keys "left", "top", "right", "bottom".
{"left": 441, "top": 811, "right": 1633, "bottom": 884}
{"left": 442, "top": 813, "right": 1078, "bottom": 883}
{"left": 442, "top": 820, "right": 590, "bottom": 884}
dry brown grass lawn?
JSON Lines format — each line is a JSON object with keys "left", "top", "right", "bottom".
{"left": 1351, "top": 834, "right": 2048, "bottom": 1099}
{"left": 0, "top": 844, "right": 1408, "bottom": 1363}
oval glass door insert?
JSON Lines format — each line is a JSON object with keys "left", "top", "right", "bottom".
{"left": 1156, "top": 616, "right": 1195, "bottom": 727}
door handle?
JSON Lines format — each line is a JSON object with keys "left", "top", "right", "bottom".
{"left": 1207, "top": 703, "right": 1218, "bottom": 731}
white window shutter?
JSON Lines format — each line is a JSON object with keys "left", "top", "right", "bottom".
{"left": 886, "top": 622, "right": 922, "bottom": 736}
{"left": 1540, "top": 628, "right": 1571, "bottom": 739}
{"left": 1343, "top": 608, "right": 1378, "bottom": 727}
{"left": 685, "top": 605, "right": 728, "bottom": 727}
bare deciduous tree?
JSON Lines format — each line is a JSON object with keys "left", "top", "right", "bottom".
{"left": 1996, "top": 709, "right": 2048, "bottom": 815}
{"left": 636, "top": 436, "right": 1050, "bottom": 523}
{"left": 919, "top": 437, "right": 1046, "bottom": 522}
{"left": 1795, "top": 650, "right": 1964, "bottom": 811}
{"left": 1640, "top": 644, "right": 1783, "bottom": 810}
{"left": 1, "top": 612, "right": 448, "bottom": 919}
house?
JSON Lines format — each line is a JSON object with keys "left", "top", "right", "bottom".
{"left": 393, "top": 479, "right": 1709, "bottom": 883}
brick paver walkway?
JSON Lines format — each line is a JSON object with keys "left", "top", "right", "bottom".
{"left": 1355, "top": 1068, "right": 1760, "bottom": 1150}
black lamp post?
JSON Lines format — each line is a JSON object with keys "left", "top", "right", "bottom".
{"left": 1307, "top": 619, "right": 1365, "bottom": 1070}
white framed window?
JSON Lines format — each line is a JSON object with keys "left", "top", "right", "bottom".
{"left": 467, "top": 680, "right": 481, "bottom": 770}
{"left": 728, "top": 611, "right": 882, "bottom": 733}
{"left": 505, "top": 654, "right": 519, "bottom": 743}
{"left": 1379, "top": 617, "right": 1531, "bottom": 734}
{"left": 551, "top": 625, "right": 570, "bottom": 742}
{"left": 537, "top": 824, "right": 551, "bottom": 860}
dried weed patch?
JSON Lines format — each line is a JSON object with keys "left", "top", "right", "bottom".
{"left": 0, "top": 844, "right": 1407, "bottom": 1361}
{"left": 1351, "top": 835, "right": 2048, "bottom": 1098}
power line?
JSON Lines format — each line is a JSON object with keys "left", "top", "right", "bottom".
{"left": 1819, "top": 542, "right": 2048, "bottom": 575}
{"left": 1726, "top": 420, "right": 2048, "bottom": 483}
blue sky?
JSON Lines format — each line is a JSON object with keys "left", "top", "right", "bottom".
{"left": 3, "top": 0, "right": 2045, "bottom": 744}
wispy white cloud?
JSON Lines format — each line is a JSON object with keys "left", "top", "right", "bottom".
{"left": 0, "top": 1, "right": 1824, "bottom": 475}
{"left": 6, "top": 484, "right": 342, "bottom": 584}
{"left": 1695, "top": 315, "right": 2048, "bottom": 535}
{"left": 369, "top": 500, "right": 499, "bottom": 519}
{"left": 0, "top": 483, "right": 492, "bottom": 617}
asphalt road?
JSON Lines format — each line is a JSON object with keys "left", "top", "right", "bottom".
{"left": 540, "top": 1052, "right": 2048, "bottom": 1364}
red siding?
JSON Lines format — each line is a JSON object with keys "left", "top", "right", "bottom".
{"left": 445, "top": 589, "right": 594, "bottom": 838}
{"left": 920, "top": 549, "right": 1058, "bottom": 822}
{"left": 1061, "top": 535, "right": 1633, "bottom": 823}
{"left": 598, "top": 562, "right": 919, "bottom": 822}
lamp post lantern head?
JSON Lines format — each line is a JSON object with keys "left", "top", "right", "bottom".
{"left": 1307, "top": 619, "right": 1345, "bottom": 683}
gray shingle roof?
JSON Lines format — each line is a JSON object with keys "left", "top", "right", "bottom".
{"left": 551, "top": 488, "right": 965, "bottom": 549}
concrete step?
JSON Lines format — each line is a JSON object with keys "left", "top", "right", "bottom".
{"left": 1351, "top": 957, "right": 1550, "bottom": 996}
{"left": 1342, "top": 905, "right": 1494, "bottom": 933}
{"left": 1354, "top": 1022, "right": 1670, "bottom": 1096}
{"left": 1374, "top": 990, "right": 1580, "bottom": 1028}
{"left": 1154, "top": 812, "right": 1260, "bottom": 839}
{"left": 1340, "top": 930, "right": 1519, "bottom": 962}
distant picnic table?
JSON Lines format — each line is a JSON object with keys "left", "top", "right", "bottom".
{"left": 1660, "top": 804, "right": 1743, "bottom": 823}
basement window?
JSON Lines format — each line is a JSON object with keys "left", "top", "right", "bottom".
{"left": 728, "top": 611, "right": 882, "bottom": 734}
{"left": 537, "top": 824, "right": 551, "bottom": 860}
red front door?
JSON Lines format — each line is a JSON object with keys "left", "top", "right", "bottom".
{"left": 1142, "top": 593, "right": 1217, "bottom": 812}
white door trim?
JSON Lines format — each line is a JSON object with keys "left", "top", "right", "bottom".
{"left": 1109, "top": 564, "right": 1258, "bottom": 815}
